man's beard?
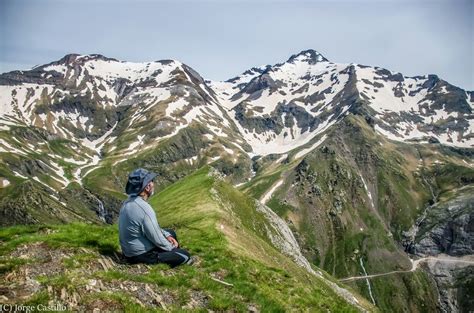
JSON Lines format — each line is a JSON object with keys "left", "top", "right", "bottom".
{"left": 148, "top": 188, "right": 155, "bottom": 197}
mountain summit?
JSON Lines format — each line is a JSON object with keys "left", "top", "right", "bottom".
{"left": 286, "top": 49, "right": 329, "bottom": 64}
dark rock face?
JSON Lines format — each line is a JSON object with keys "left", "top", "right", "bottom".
{"left": 422, "top": 74, "right": 440, "bottom": 90}
{"left": 233, "top": 103, "right": 284, "bottom": 135}
{"left": 402, "top": 188, "right": 474, "bottom": 313}
{"left": 418, "top": 212, "right": 473, "bottom": 255}
{"left": 425, "top": 84, "right": 472, "bottom": 114}
{"left": 233, "top": 99, "right": 345, "bottom": 136}
{"left": 225, "top": 66, "right": 271, "bottom": 84}
{"left": 0, "top": 69, "right": 54, "bottom": 86}
{"left": 373, "top": 68, "right": 404, "bottom": 83}
{"left": 424, "top": 259, "right": 474, "bottom": 313}
{"left": 34, "top": 95, "right": 121, "bottom": 140}
{"left": 414, "top": 191, "right": 474, "bottom": 257}
{"left": 455, "top": 266, "right": 474, "bottom": 312}
{"left": 238, "top": 73, "right": 285, "bottom": 96}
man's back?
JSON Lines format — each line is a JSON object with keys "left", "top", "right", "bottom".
{"left": 118, "top": 196, "right": 173, "bottom": 257}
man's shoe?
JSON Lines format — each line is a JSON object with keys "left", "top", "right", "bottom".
{"left": 185, "top": 256, "right": 195, "bottom": 265}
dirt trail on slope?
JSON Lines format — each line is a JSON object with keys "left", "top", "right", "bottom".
{"left": 339, "top": 254, "right": 474, "bottom": 282}
{"left": 261, "top": 179, "right": 284, "bottom": 204}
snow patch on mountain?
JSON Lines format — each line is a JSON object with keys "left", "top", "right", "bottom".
{"left": 354, "top": 66, "right": 473, "bottom": 148}
{"left": 127, "top": 134, "right": 145, "bottom": 151}
{"left": 356, "top": 66, "right": 429, "bottom": 113}
{"left": 294, "top": 134, "right": 327, "bottom": 159}
{"left": 43, "top": 64, "right": 68, "bottom": 75}
{"left": 0, "top": 139, "right": 28, "bottom": 156}
{"left": 166, "top": 97, "right": 189, "bottom": 116}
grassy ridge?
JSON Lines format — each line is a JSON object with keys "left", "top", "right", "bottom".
{"left": 0, "top": 167, "right": 369, "bottom": 312}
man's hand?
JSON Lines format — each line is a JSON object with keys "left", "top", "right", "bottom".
{"left": 167, "top": 236, "right": 179, "bottom": 248}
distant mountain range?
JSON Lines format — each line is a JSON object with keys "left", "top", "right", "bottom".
{"left": 0, "top": 49, "right": 473, "bottom": 312}
{"left": 1, "top": 50, "right": 472, "bottom": 165}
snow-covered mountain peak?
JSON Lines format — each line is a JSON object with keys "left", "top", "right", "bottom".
{"left": 286, "top": 49, "right": 329, "bottom": 65}
{"left": 224, "top": 65, "right": 271, "bottom": 84}
{"left": 59, "top": 53, "right": 119, "bottom": 64}
{"left": 206, "top": 49, "right": 473, "bottom": 155}
{"left": 40, "top": 54, "right": 185, "bottom": 85}
{"left": 1, "top": 49, "right": 473, "bottom": 177}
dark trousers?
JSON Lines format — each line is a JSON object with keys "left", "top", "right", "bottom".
{"left": 126, "top": 229, "right": 191, "bottom": 268}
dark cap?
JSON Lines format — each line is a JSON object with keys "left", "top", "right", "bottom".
{"left": 125, "top": 168, "right": 158, "bottom": 196}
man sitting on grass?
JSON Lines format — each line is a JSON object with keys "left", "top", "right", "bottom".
{"left": 119, "top": 168, "right": 192, "bottom": 267}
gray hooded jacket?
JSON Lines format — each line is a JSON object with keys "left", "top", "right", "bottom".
{"left": 118, "top": 196, "right": 174, "bottom": 257}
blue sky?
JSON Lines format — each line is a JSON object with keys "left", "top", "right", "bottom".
{"left": 1, "top": 0, "right": 473, "bottom": 89}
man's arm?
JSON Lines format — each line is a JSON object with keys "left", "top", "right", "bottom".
{"left": 142, "top": 214, "right": 174, "bottom": 251}
{"left": 161, "top": 229, "right": 179, "bottom": 247}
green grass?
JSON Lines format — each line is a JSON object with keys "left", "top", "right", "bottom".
{"left": 240, "top": 170, "right": 282, "bottom": 200}
{"left": 363, "top": 271, "right": 438, "bottom": 313}
{"left": 0, "top": 223, "right": 119, "bottom": 256}
{"left": 0, "top": 166, "right": 369, "bottom": 312}
{"left": 266, "top": 196, "right": 297, "bottom": 218}
{"left": 431, "top": 163, "right": 474, "bottom": 196}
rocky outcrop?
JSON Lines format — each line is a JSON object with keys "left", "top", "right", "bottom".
{"left": 413, "top": 188, "right": 474, "bottom": 257}
{"left": 423, "top": 257, "right": 474, "bottom": 313}
{"left": 402, "top": 187, "right": 474, "bottom": 312}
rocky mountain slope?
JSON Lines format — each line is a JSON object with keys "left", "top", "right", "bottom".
{"left": 1, "top": 49, "right": 473, "bottom": 312}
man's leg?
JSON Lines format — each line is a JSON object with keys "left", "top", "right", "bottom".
{"left": 126, "top": 229, "right": 191, "bottom": 266}
{"left": 156, "top": 248, "right": 192, "bottom": 267}
{"left": 126, "top": 249, "right": 160, "bottom": 264}
{"left": 127, "top": 248, "right": 191, "bottom": 267}
{"left": 159, "top": 230, "right": 190, "bottom": 267}
{"left": 127, "top": 247, "right": 192, "bottom": 267}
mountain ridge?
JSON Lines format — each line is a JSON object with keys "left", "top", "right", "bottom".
{"left": 1, "top": 49, "right": 473, "bottom": 312}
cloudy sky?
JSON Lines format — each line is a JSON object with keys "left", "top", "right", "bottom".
{"left": 1, "top": 0, "right": 472, "bottom": 89}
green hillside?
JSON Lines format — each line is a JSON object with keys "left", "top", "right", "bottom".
{"left": 244, "top": 115, "right": 473, "bottom": 312}
{"left": 0, "top": 167, "right": 373, "bottom": 312}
